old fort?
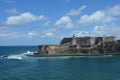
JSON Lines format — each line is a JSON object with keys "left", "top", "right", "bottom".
{"left": 33, "top": 34, "right": 120, "bottom": 56}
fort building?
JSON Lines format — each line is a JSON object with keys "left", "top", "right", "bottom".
{"left": 32, "top": 34, "right": 120, "bottom": 56}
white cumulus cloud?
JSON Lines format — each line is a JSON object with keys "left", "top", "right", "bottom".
{"left": 78, "top": 4, "right": 120, "bottom": 25}
{"left": 55, "top": 16, "right": 73, "bottom": 29}
{"left": 73, "top": 24, "right": 120, "bottom": 39}
{"left": 5, "top": 12, "right": 46, "bottom": 25}
{"left": 66, "top": 5, "right": 86, "bottom": 16}
{"left": 106, "top": 4, "right": 120, "bottom": 16}
{"left": 78, "top": 11, "right": 113, "bottom": 25}
{"left": 41, "top": 29, "right": 56, "bottom": 38}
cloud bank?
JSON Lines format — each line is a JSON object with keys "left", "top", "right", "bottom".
{"left": 5, "top": 12, "right": 46, "bottom": 25}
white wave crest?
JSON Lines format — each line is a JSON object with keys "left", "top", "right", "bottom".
{"left": 2, "top": 51, "right": 34, "bottom": 60}
{"left": 7, "top": 55, "right": 23, "bottom": 60}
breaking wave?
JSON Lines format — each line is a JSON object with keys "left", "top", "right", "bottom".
{"left": 1, "top": 51, "right": 34, "bottom": 60}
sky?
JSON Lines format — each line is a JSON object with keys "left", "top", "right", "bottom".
{"left": 0, "top": 0, "right": 120, "bottom": 46}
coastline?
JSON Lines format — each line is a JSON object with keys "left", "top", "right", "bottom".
{"left": 27, "top": 53, "right": 120, "bottom": 57}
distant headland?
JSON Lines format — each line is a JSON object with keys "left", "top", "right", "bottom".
{"left": 28, "top": 34, "right": 120, "bottom": 56}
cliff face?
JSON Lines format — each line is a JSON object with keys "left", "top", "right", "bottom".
{"left": 34, "top": 35, "right": 120, "bottom": 56}
{"left": 35, "top": 45, "right": 69, "bottom": 56}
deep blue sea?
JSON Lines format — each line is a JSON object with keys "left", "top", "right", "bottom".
{"left": 0, "top": 46, "right": 120, "bottom": 80}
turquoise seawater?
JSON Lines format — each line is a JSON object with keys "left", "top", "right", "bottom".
{"left": 0, "top": 46, "right": 120, "bottom": 80}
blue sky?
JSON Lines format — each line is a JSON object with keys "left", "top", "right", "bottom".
{"left": 0, "top": 0, "right": 120, "bottom": 46}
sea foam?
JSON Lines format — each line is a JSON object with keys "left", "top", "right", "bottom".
{"left": 2, "top": 51, "right": 34, "bottom": 60}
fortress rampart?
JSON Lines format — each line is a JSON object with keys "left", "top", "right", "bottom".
{"left": 32, "top": 35, "right": 120, "bottom": 56}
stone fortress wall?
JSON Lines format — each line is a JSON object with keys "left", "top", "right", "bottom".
{"left": 34, "top": 34, "right": 120, "bottom": 56}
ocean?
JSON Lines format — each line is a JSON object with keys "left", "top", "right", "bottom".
{"left": 0, "top": 46, "right": 120, "bottom": 80}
